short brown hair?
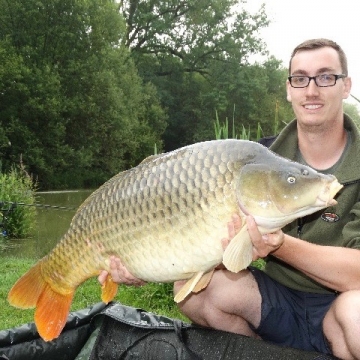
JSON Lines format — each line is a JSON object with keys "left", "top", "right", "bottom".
{"left": 289, "top": 38, "right": 348, "bottom": 76}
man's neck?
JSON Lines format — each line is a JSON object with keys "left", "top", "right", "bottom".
{"left": 297, "top": 121, "right": 347, "bottom": 170}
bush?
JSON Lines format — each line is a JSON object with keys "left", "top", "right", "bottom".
{"left": 0, "top": 166, "right": 37, "bottom": 238}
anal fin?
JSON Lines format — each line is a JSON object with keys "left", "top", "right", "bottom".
{"left": 192, "top": 269, "right": 214, "bottom": 293}
{"left": 101, "top": 274, "right": 119, "bottom": 304}
{"left": 222, "top": 226, "right": 253, "bottom": 273}
{"left": 174, "top": 270, "right": 215, "bottom": 303}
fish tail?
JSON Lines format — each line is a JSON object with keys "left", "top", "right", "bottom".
{"left": 8, "top": 261, "right": 74, "bottom": 341}
{"left": 35, "top": 283, "right": 74, "bottom": 341}
{"left": 8, "top": 262, "right": 46, "bottom": 308}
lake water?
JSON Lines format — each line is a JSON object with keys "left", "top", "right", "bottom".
{"left": 0, "top": 190, "right": 93, "bottom": 259}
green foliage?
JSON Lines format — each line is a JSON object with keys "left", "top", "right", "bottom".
{"left": 2, "top": 0, "right": 341, "bottom": 190}
{"left": 212, "top": 57, "right": 293, "bottom": 140}
{"left": 0, "top": 0, "right": 167, "bottom": 189}
{"left": 123, "top": 0, "right": 269, "bottom": 73}
{"left": 0, "top": 166, "right": 36, "bottom": 238}
{"left": 157, "top": 55, "right": 294, "bottom": 150}
{"left": 122, "top": 0, "right": 273, "bottom": 151}
{"left": 214, "top": 99, "right": 287, "bottom": 141}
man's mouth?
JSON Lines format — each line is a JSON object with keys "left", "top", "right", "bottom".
{"left": 304, "top": 104, "right": 322, "bottom": 110}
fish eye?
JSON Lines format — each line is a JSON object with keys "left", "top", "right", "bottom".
{"left": 287, "top": 175, "right": 296, "bottom": 184}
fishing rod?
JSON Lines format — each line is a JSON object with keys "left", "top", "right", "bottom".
{"left": 0, "top": 201, "right": 78, "bottom": 237}
{"left": 0, "top": 200, "right": 78, "bottom": 211}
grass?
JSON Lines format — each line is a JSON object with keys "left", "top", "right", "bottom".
{"left": 0, "top": 257, "right": 188, "bottom": 331}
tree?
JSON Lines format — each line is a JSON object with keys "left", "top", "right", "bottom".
{"left": 0, "top": 0, "right": 294, "bottom": 188}
{"left": 145, "top": 53, "right": 294, "bottom": 150}
{"left": 120, "top": 0, "right": 269, "bottom": 74}
{"left": 0, "top": 39, "right": 68, "bottom": 178}
{"left": 0, "top": 0, "right": 167, "bottom": 189}
{"left": 115, "top": 0, "right": 268, "bottom": 150}
{"left": 117, "top": 0, "right": 285, "bottom": 149}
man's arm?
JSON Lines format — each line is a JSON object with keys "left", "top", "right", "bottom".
{"left": 272, "top": 235, "right": 360, "bottom": 292}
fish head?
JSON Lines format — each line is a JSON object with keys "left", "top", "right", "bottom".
{"left": 236, "top": 158, "right": 343, "bottom": 230}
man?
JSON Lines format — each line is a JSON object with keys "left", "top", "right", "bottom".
{"left": 99, "top": 39, "right": 360, "bottom": 359}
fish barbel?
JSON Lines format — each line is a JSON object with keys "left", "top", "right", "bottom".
{"left": 8, "top": 139, "right": 343, "bottom": 341}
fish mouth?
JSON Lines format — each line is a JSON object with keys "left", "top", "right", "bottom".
{"left": 314, "top": 180, "right": 343, "bottom": 208}
{"left": 315, "top": 197, "right": 337, "bottom": 208}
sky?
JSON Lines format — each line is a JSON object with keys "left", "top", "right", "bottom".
{"left": 243, "top": 0, "right": 360, "bottom": 105}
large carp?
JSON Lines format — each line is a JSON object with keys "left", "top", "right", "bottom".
{"left": 8, "top": 139, "right": 342, "bottom": 341}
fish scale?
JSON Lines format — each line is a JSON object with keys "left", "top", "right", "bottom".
{"left": 8, "top": 139, "right": 342, "bottom": 341}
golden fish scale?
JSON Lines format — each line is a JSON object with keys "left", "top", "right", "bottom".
{"left": 41, "top": 141, "right": 243, "bottom": 291}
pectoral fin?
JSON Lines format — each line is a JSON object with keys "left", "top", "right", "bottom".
{"left": 222, "top": 226, "right": 253, "bottom": 273}
{"left": 174, "top": 270, "right": 214, "bottom": 303}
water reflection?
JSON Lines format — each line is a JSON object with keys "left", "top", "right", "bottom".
{"left": 0, "top": 190, "right": 93, "bottom": 259}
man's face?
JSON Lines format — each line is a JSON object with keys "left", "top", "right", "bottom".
{"left": 286, "top": 47, "right": 351, "bottom": 129}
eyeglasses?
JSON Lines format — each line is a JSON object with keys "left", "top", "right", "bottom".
{"left": 288, "top": 74, "right": 346, "bottom": 88}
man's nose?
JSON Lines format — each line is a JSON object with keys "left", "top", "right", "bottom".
{"left": 305, "top": 78, "right": 320, "bottom": 95}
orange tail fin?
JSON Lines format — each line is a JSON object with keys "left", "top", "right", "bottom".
{"left": 35, "top": 284, "right": 73, "bottom": 341}
{"left": 8, "top": 262, "right": 46, "bottom": 308}
{"left": 8, "top": 262, "right": 74, "bottom": 341}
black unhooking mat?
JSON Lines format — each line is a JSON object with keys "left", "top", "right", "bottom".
{"left": 0, "top": 302, "right": 337, "bottom": 360}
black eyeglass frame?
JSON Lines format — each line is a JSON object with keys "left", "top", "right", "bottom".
{"left": 287, "top": 74, "right": 346, "bottom": 88}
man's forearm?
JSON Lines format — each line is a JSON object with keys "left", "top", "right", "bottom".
{"left": 272, "top": 234, "right": 360, "bottom": 292}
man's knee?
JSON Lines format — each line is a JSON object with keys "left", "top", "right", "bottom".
{"left": 324, "top": 290, "right": 360, "bottom": 359}
{"left": 173, "top": 269, "right": 261, "bottom": 334}
{"left": 327, "top": 290, "right": 360, "bottom": 324}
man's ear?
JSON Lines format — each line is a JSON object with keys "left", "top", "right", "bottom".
{"left": 286, "top": 80, "right": 292, "bottom": 102}
{"left": 342, "top": 76, "right": 352, "bottom": 99}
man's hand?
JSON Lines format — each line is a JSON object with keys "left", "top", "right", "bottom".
{"left": 221, "top": 214, "right": 284, "bottom": 261}
{"left": 246, "top": 215, "right": 284, "bottom": 260}
{"left": 98, "top": 255, "right": 146, "bottom": 286}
